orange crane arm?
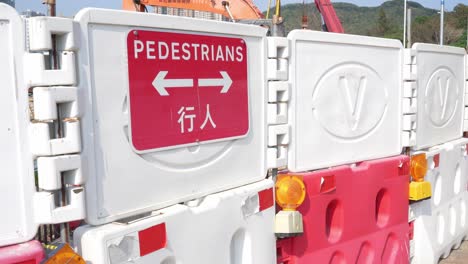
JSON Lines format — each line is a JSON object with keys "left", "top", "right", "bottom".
{"left": 123, "top": 0, "right": 263, "bottom": 20}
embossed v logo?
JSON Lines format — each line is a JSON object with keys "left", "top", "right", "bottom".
{"left": 339, "top": 75, "right": 367, "bottom": 131}
{"left": 437, "top": 77, "right": 450, "bottom": 120}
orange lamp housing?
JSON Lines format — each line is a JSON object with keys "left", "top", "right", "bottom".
{"left": 44, "top": 243, "right": 85, "bottom": 264}
{"left": 275, "top": 174, "right": 306, "bottom": 211}
{"left": 410, "top": 153, "right": 428, "bottom": 182}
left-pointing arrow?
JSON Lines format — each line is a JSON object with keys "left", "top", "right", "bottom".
{"left": 152, "top": 71, "right": 194, "bottom": 96}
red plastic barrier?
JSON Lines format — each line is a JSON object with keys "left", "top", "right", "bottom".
{"left": 277, "top": 155, "right": 410, "bottom": 264}
{"left": 0, "top": 240, "right": 44, "bottom": 264}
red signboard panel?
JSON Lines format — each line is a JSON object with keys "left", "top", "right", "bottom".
{"left": 127, "top": 30, "right": 249, "bottom": 152}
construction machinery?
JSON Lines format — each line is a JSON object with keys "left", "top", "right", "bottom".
{"left": 122, "top": 0, "right": 344, "bottom": 33}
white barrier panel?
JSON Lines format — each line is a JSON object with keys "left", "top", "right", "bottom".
{"left": 408, "top": 44, "right": 466, "bottom": 150}
{"left": 74, "top": 9, "right": 269, "bottom": 225}
{"left": 410, "top": 138, "right": 468, "bottom": 264}
{"left": 74, "top": 179, "right": 275, "bottom": 263}
{"left": 0, "top": 4, "right": 37, "bottom": 246}
{"left": 465, "top": 55, "right": 468, "bottom": 132}
{"left": 0, "top": 5, "right": 86, "bottom": 246}
{"left": 287, "top": 30, "right": 403, "bottom": 172}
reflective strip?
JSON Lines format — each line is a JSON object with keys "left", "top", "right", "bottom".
{"left": 258, "top": 188, "right": 274, "bottom": 211}
{"left": 320, "top": 175, "right": 336, "bottom": 194}
{"left": 409, "top": 221, "right": 415, "bottom": 240}
{"left": 433, "top": 154, "right": 440, "bottom": 168}
{"left": 138, "top": 223, "right": 167, "bottom": 257}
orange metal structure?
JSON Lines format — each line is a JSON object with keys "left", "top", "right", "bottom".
{"left": 122, "top": 0, "right": 343, "bottom": 31}
{"left": 122, "top": 0, "right": 263, "bottom": 20}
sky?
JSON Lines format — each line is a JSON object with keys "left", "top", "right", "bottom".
{"left": 14, "top": 0, "right": 466, "bottom": 17}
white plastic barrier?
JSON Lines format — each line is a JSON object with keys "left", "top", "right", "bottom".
{"left": 0, "top": 3, "right": 37, "bottom": 247}
{"left": 74, "top": 9, "right": 270, "bottom": 225}
{"left": 74, "top": 179, "right": 275, "bottom": 263}
{"left": 405, "top": 44, "right": 466, "bottom": 150}
{"left": 287, "top": 30, "right": 403, "bottom": 172}
{"left": 464, "top": 54, "right": 468, "bottom": 132}
{"left": 0, "top": 4, "right": 85, "bottom": 247}
{"left": 410, "top": 138, "right": 468, "bottom": 264}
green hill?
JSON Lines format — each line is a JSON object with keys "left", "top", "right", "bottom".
{"left": 265, "top": 0, "right": 467, "bottom": 47}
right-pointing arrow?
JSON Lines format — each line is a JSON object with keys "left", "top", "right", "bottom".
{"left": 152, "top": 71, "right": 194, "bottom": 96}
{"left": 198, "top": 71, "right": 232, "bottom": 93}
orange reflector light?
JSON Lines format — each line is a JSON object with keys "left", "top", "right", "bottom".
{"left": 411, "top": 153, "right": 428, "bottom": 182}
{"left": 44, "top": 243, "right": 85, "bottom": 264}
{"left": 275, "top": 174, "right": 306, "bottom": 211}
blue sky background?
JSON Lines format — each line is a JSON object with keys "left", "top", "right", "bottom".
{"left": 14, "top": 0, "right": 466, "bottom": 17}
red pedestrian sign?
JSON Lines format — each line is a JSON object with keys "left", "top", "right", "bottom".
{"left": 127, "top": 30, "right": 249, "bottom": 152}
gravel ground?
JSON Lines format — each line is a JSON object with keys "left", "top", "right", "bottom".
{"left": 439, "top": 240, "right": 468, "bottom": 264}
